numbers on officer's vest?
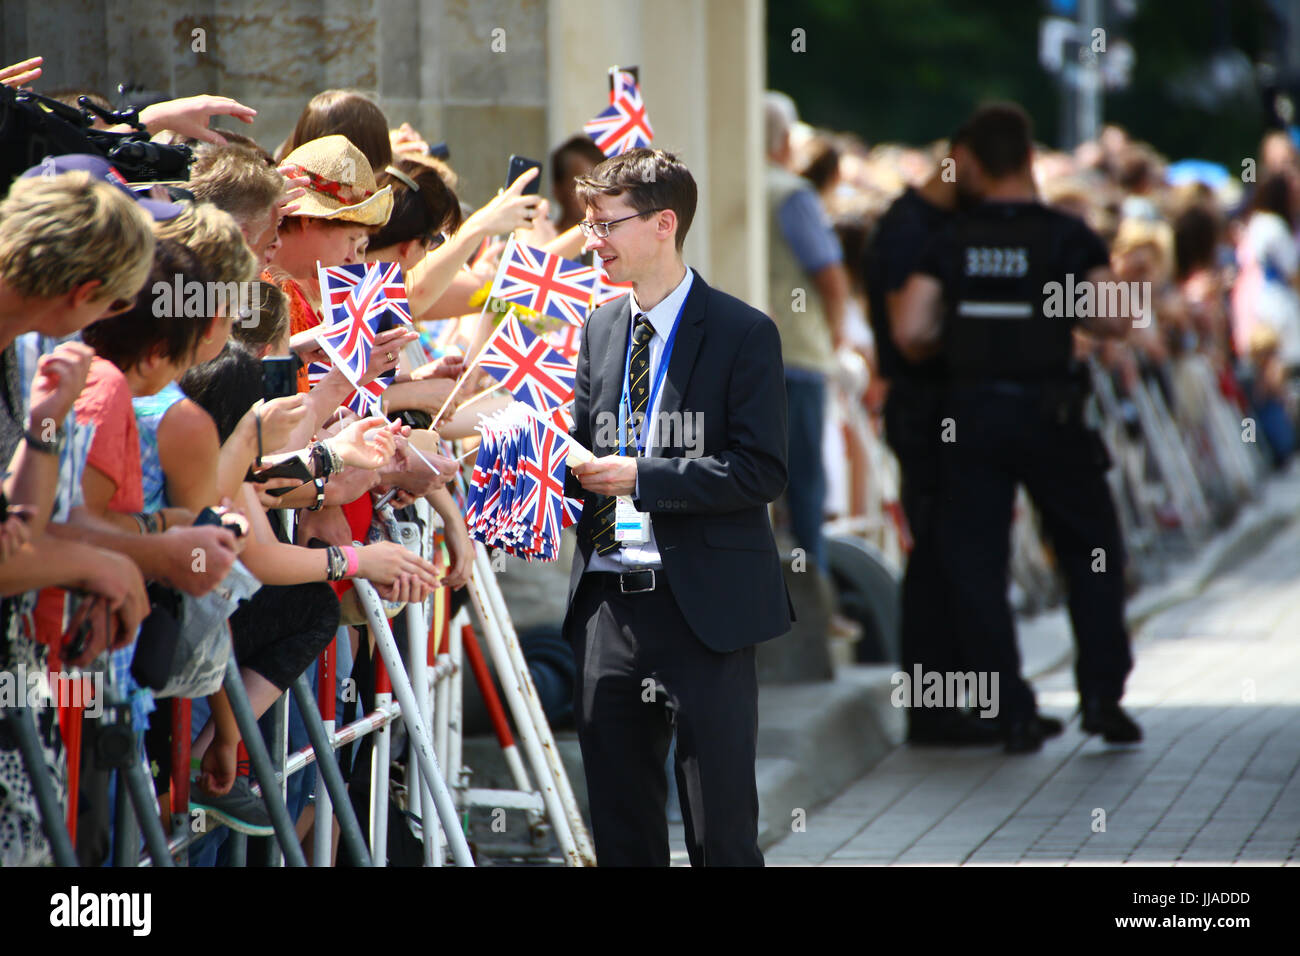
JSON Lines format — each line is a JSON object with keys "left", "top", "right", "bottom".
{"left": 964, "top": 246, "right": 1029, "bottom": 278}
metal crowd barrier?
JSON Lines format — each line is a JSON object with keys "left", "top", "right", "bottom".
{"left": 13, "top": 493, "right": 594, "bottom": 868}
{"left": 819, "top": 347, "right": 1270, "bottom": 637}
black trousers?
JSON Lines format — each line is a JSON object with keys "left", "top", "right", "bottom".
{"left": 938, "top": 383, "right": 1133, "bottom": 722}
{"left": 566, "top": 572, "right": 762, "bottom": 867}
{"left": 884, "top": 379, "right": 968, "bottom": 728}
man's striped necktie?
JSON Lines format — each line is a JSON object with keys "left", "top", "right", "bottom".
{"left": 590, "top": 313, "right": 655, "bottom": 555}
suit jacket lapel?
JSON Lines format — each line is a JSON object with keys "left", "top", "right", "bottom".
{"left": 652, "top": 272, "right": 707, "bottom": 457}
{"left": 598, "top": 296, "right": 633, "bottom": 420}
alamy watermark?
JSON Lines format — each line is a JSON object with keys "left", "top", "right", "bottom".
{"left": 593, "top": 409, "right": 705, "bottom": 458}
{"left": 50, "top": 886, "right": 151, "bottom": 935}
{"left": 1042, "top": 273, "right": 1151, "bottom": 328}
{"left": 151, "top": 274, "right": 262, "bottom": 327}
{"left": 0, "top": 664, "right": 103, "bottom": 718}
{"left": 890, "top": 665, "right": 1000, "bottom": 719}
{"left": 962, "top": 251, "right": 1151, "bottom": 328}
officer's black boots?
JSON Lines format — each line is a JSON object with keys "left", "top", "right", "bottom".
{"left": 1001, "top": 713, "right": 1066, "bottom": 754}
{"left": 1081, "top": 698, "right": 1143, "bottom": 744}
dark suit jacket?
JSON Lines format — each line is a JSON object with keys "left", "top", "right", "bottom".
{"left": 564, "top": 270, "right": 795, "bottom": 653}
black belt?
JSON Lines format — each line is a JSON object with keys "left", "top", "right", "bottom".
{"left": 590, "top": 569, "right": 658, "bottom": 594}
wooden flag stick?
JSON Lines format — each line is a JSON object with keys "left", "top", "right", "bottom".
{"left": 428, "top": 237, "right": 518, "bottom": 426}
{"left": 456, "top": 400, "right": 589, "bottom": 467}
{"left": 452, "top": 383, "right": 507, "bottom": 417}
{"left": 519, "top": 402, "right": 591, "bottom": 467}
{"left": 429, "top": 316, "right": 486, "bottom": 424}
{"left": 429, "top": 302, "right": 510, "bottom": 424}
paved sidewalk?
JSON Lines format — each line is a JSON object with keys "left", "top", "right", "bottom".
{"left": 763, "top": 506, "right": 1300, "bottom": 867}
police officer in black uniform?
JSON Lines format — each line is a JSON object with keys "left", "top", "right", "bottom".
{"left": 894, "top": 103, "right": 1142, "bottom": 753}
{"left": 864, "top": 133, "right": 1001, "bottom": 745}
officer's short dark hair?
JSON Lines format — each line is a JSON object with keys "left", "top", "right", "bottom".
{"left": 575, "top": 147, "right": 697, "bottom": 252}
{"left": 954, "top": 103, "right": 1033, "bottom": 179}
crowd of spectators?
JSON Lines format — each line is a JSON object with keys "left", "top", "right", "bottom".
{"left": 769, "top": 98, "right": 1296, "bottom": 558}
{"left": 0, "top": 54, "right": 576, "bottom": 866}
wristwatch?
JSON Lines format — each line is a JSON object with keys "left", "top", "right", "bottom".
{"left": 307, "top": 477, "right": 326, "bottom": 511}
{"left": 22, "top": 427, "right": 59, "bottom": 455}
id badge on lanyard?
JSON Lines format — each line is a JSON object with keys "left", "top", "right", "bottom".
{"left": 613, "top": 495, "right": 650, "bottom": 544}
{"left": 614, "top": 304, "right": 683, "bottom": 549}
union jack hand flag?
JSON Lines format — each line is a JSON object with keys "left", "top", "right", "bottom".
{"left": 584, "top": 72, "right": 654, "bottom": 157}
{"left": 610, "top": 69, "right": 638, "bottom": 104}
{"left": 339, "top": 380, "right": 387, "bottom": 417}
{"left": 310, "top": 261, "right": 413, "bottom": 413}
{"left": 589, "top": 265, "right": 635, "bottom": 310}
{"left": 489, "top": 237, "right": 599, "bottom": 327}
{"left": 465, "top": 403, "right": 582, "bottom": 562}
{"left": 477, "top": 310, "right": 578, "bottom": 411}
{"left": 544, "top": 323, "right": 582, "bottom": 362}
{"left": 522, "top": 416, "right": 582, "bottom": 540}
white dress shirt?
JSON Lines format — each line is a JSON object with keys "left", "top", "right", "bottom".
{"left": 586, "top": 266, "right": 695, "bottom": 572}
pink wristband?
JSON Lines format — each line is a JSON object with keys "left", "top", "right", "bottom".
{"left": 343, "top": 545, "right": 359, "bottom": 578}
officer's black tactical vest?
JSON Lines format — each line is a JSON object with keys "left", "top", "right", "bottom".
{"left": 944, "top": 204, "right": 1071, "bottom": 381}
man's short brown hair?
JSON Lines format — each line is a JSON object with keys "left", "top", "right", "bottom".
{"left": 153, "top": 200, "right": 258, "bottom": 287}
{"left": 188, "top": 144, "right": 286, "bottom": 225}
{"left": 574, "top": 148, "right": 697, "bottom": 252}
{"left": 0, "top": 172, "right": 154, "bottom": 304}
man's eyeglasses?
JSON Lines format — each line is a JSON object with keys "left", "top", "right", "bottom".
{"left": 578, "top": 209, "right": 665, "bottom": 239}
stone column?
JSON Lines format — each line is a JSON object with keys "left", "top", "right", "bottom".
{"left": 545, "top": 0, "right": 765, "bottom": 307}
{"left": 705, "top": 0, "right": 767, "bottom": 314}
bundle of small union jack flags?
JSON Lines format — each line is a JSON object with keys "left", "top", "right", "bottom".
{"left": 465, "top": 403, "right": 583, "bottom": 561}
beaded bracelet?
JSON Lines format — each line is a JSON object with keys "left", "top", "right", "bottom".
{"left": 325, "top": 545, "right": 346, "bottom": 581}
{"left": 310, "top": 442, "right": 329, "bottom": 479}
{"left": 307, "top": 477, "right": 326, "bottom": 511}
{"left": 133, "top": 512, "right": 160, "bottom": 534}
{"left": 310, "top": 441, "right": 343, "bottom": 481}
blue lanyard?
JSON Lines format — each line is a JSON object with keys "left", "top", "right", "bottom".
{"left": 619, "top": 301, "right": 684, "bottom": 456}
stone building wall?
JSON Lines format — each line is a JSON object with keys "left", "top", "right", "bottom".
{"left": 1, "top": 0, "right": 550, "bottom": 207}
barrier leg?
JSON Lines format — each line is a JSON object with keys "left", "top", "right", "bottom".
{"left": 112, "top": 766, "right": 139, "bottom": 867}
{"left": 370, "top": 649, "right": 391, "bottom": 866}
{"left": 467, "top": 547, "right": 589, "bottom": 865}
{"left": 1, "top": 705, "right": 77, "bottom": 866}
{"left": 221, "top": 655, "right": 306, "bottom": 867}
{"left": 169, "top": 698, "right": 190, "bottom": 864}
{"left": 432, "top": 651, "right": 451, "bottom": 865}
{"left": 406, "top": 597, "right": 441, "bottom": 866}
{"left": 264, "top": 694, "right": 288, "bottom": 867}
{"left": 119, "top": 748, "right": 175, "bottom": 867}
{"left": 354, "top": 580, "right": 474, "bottom": 866}
{"left": 474, "top": 544, "right": 594, "bottom": 862}
{"left": 461, "top": 622, "right": 535, "bottom": 802}
{"left": 290, "top": 674, "right": 372, "bottom": 866}
{"left": 61, "top": 702, "right": 81, "bottom": 847}
{"left": 312, "top": 645, "right": 334, "bottom": 867}
{"left": 448, "top": 617, "right": 465, "bottom": 814}
{"left": 227, "top": 832, "right": 247, "bottom": 866}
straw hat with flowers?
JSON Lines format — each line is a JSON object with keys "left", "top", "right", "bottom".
{"left": 279, "top": 134, "right": 393, "bottom": 226}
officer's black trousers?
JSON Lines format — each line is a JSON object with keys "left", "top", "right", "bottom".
{"left": 884, "top": 380, "right": 968, "bottom": 726}
{"left": 938, "top": 384, "right": 1132, "bottom": 722}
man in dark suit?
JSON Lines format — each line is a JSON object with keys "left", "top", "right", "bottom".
{"left": 563, "top": 147, "right": 792, "bottom": 866}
